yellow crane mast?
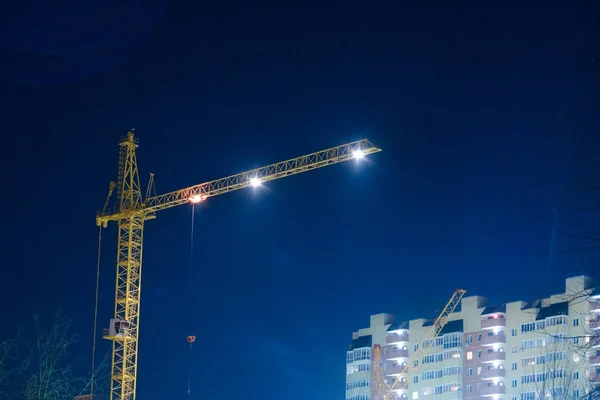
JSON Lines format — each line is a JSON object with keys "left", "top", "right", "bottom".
{"left": 95, "top": 131, "right": 382, "bottom": 400}
{"left": 371, "top": 344, "right": 386, "bottom": 400}
{"left": 370, "top": 289, "right": 466, "bottom": 400}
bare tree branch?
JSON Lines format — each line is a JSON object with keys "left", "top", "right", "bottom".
{"left": 528, "top": 289, "right": 600, "bottom": 400}
{"left": 0, "top": 328, "right": 27, "bottom": 399}
{"left": 24, "top": 312, "right": 82, "bottom": 400}
{"left": 0, "top": 311, "right": 112, "bottom": 400}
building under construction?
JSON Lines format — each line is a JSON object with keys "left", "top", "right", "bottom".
{"left": 347, "top": 275, "right": 600, "bottom": 400}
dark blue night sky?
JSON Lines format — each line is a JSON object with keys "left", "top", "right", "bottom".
{"left": 1, "top": 1, "right": 599, "bottom": 399}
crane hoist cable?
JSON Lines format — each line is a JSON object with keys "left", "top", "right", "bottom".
{"left": 188, "top": 205, "right": 195, "bottom": 326}
{"left": 90, "top": 226, "right": 102, "bottom": 397}
{"left": 186, "top": 205, "right": 196, "bottom": 396}
{"left": 90, "top": 181, "right": 115, "bottom": 397}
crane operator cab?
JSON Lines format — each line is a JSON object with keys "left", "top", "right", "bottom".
{"left": 103, "top": 318, "right": 131, "bottom": 340}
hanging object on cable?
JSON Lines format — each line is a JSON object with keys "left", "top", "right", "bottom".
{"left": 186, "top": 335, "right": 196, "bottom": 349}
{"left": 186, "top": 206, "right": 196, "bottom": 397}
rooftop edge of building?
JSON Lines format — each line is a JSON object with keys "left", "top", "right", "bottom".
{"left": 350, "top": 274, "right": 597, "bottom": 340}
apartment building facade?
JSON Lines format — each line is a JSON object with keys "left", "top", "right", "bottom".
{"left": 346, "top": 275, "right": 600, "bottom": 400}
{"left": 347, "top": 313, "right": 396, "bottom": 400}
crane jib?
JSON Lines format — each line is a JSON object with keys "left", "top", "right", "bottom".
{"left": 96, "top": 137, "right": 381, "bottom": 225}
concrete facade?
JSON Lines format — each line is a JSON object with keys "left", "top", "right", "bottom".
{"left": 345, "top": 275, "right": 600, "bottom": 400}
{"left": 346, "top": 313, "right": 396, "bottom": 400}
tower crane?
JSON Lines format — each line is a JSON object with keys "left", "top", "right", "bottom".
{"left": 95, "top": 131, "right": 381, "bottom": 400}
{"left": 370, "top": 289, "right": 466, "bottom": 400}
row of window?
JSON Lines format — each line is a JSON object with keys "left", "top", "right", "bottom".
{"left": 346, "top": 362, "right": 371, "bottom": 375}
{"left": 520, "top": 368, "right": 568, "bottom": 384}
{"left": 351, "top": 370, "right": 588, "bottom": 398}
{"left": 520, "top": 388, "right": 573, "bottom": 400}
{"left": 521, "top": 350, "right": 568, "bottom": 366}
{"left": 422, "top": 336, "right": 443, "bottom": 348}
{"left": 503, "top": 389, "right": 582, "bottom": 400}
{"left": 508, "top": 371, "right": 580, "bottom": 388}
{"left": 521, "top": 333, "right": 575, "bottom": 351}
{"left": 420, "top": 366, "right": 462, "bottom": 381}
{"left": 521, "top": 337, "right": 545, "bottom": 350}
{"left": 396, "top": 331, "right": 590, "bottom": 362}
{"left": 421, "top": 349, "right": 462, "bottom": 364}
{"left": 346, "top": 348, "right": 372, "bottom": 363}
{"left": 419, "top": 332, "right": 463, "bottom": 351}
{"left": 521, "top": 355, "right": 546, "bottom": 366}
{"left": 346, "top": 395, "right": 370, "bottom": 400}
{"left": 346, "top": 379, "right": 370, "bottom": 390}
{"left": 463, "top": 383, "right": 581, "bottom": 398}
{"left": 521, "top": 316, "right": 570, "bottom": 333}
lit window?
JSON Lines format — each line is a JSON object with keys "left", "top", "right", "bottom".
{"left": 467, "top": 351, "right": 473, "bottom": 360}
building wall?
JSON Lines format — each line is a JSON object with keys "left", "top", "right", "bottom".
{"left": 346, "top": 313, "right": 395, "bottom": 400}
{"left": 346, "top": 275, "right": 600, "bottom": 400}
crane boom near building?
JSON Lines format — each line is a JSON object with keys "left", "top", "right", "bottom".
{"left": 95, "top": 131, "right": 382, "bottom": 400}
{"left": 370, "top": 289, "right": 466, "bottom": 400}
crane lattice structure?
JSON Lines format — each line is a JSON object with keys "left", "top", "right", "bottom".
{"left": 95, "top": 131, "right": 381, "bottom": 400}
{"left": 371, "top": 344, "right": 387, "bottom": 400}
{"left": 370, "top": 289, "right": 466, "bottom": 400}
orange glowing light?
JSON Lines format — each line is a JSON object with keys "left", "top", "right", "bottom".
{"left": 189, "top": 194, "right": 206, "bottom": 204}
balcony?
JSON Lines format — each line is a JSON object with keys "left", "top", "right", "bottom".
{"left": 589, "top": 354, "right": 600, "bottom": 365}
{"left": 591, "top": 319, "right": 600, "bottom": 330}
{"left": 385, "top": 347, "right": 409, "bottom": 360}
{"left": 386, "top": 333, "right": 409, "bottom": 344}
{"left": 590, "top": 300, "right": 600, "bottom": 312}
{"left": 481, "top": 334, "right": 506, "bottom": 346}
{"left": 480, "top": 384, "right": 505, "bottom": 397}
{"left": 386, "top": 364, "right": 409, "bottom": 376}
{"left": 481, "top": 317, "right": 506, "bottom": 330}
{"left": 480, "top": 368, "right": 506, "bottom": 380}
{"left": 481, "top": 351, "right": 506, "bottom": 363}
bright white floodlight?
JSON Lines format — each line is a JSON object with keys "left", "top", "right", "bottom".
{"left": 250, "top": 177, "right": 262, "bottom": 187}
{"left": 353, "top": 149, "right": 365, "bottom": 159}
